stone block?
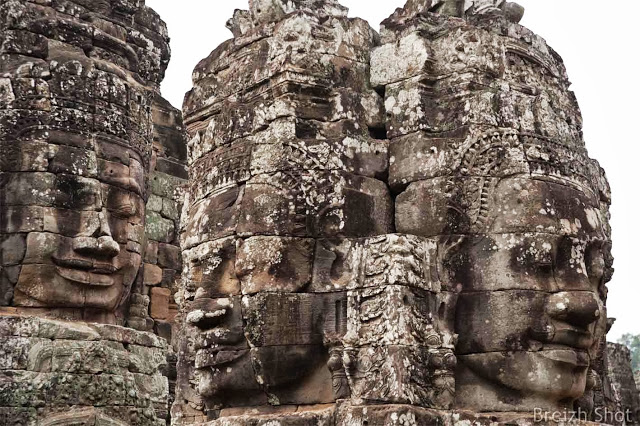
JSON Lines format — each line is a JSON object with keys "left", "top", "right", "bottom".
{"left": 0, "top": 234, "right": 26, "bottom": 266}
{"left": 42, "top": 207, "right": 102, "bottom": 238}
{"left": 310, "top": 238, "right": 363, "bottom": 292}
{"left": 143, "top": 264, "right": 163, "bottom": 286}
{"left": 395, "top": 177, "right": 590, "bottom": 237}
{"left": 162, "top": 198, "right": 180, "bottom": 220}
{"left": 150, "top": 171, "right": 184, "bottom": 201}
{"left": 251, "top": 346, "right": 335, "bottom": 405}
{"left": 238, "top": 171, "right": 392, "bottom": 238}
{"left": 455, "top": 290, "right": 550, "bottom": 354}
{"left": 188, "top": 140, "right": 252, "bottom": 204}
{"left": 183, "top": 186, "right": 243, "bottom": 250}
{"left": 2, "top": 172, "right": 56, "bottom": 206}
{"left": 250, "top": 136, "right": 388, "bottom": 179}
{"left": 0, "top": 141, "right": 54, "bottom": 172}
{"left": 144, "top": 241, "right": 159, "bottom": 264}
{"left": 346, "top": 285, "right": 452, "bottom": 348}
{"left": 182, "top": 237, "right": 241, "bottom": 299}
{"left": 146, "top": 194, "right": 163, "bottom": 212}
{"left": 370, "top": 32, "right": 431, "bottom": 87}
{"left": 50, "top": 340, "right": 130, "bottom": 375}
{"left": 157, "top": 243, "right": 182, "bottom": 270}
{"left": 0, "top": 266, "right": 19, "bottom": 305}
{"left": 48, "top": 145, "right": 98, "bottom": 177}
{"left": 388, "top": 132, "right": 463, "bottom": 189}
{"left": 243, "top": 292, "right": 347, "bottom": 347}
{"left": 144, "top": 211, "right": 175, "bottom": 244}
{"left": 236, "top": 237, "right": 315, "bottom": 294}
{"left": 0, "top": 336, "right": 50, "bottom": 371}
{"left": 0, "top": 206, "right": 44, "bottom": 233}
{"left": 161, "top": 268, "right": 177, "bottom": 288}
{"left": 336, "top": 403, "right": 447, "bottom": 426}
{"left": 150, "top": 287, "right": 171, "bottom": 320}
{"left": 344, "top": 345, "right": 455, "bottom": 408}
{"left": 205, "top": 405, "right": 335, "bottom": 425}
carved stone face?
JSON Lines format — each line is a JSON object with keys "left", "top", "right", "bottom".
{"left": 11, "top": 138, "right": 147, "bottom": 312}
{"left": 180, "top": 237, "right": 340, "bottom": 408}
{"left": 0, "top": 0, "right": 167, "bottom": 319}
{"left": 442, "top": 176, "right": 610, "bottom": 411}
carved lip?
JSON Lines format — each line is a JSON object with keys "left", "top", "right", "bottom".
{"left": 195, "top": 349, "right": 246, "bottom": 369}
{"left": 194, "top": 327, "right": 245, "bottom": 350}
{"left": 53, "top": 256, "right": 120, "bottom": 273}
{"left": 538, "top": 348, "right": 589, "bottom": 367}
{"left": 551, "top": 329, "right": 594, "bottom": 350}
{"left": 55, "top": 265, "right": 117, "bottom": 287}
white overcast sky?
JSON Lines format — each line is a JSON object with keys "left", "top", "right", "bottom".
{"left": 146, "top": 0, "right": 640, "bottom": 341}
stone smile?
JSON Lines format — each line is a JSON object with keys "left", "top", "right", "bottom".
{"left": 538, "top": 349, "right": 590, "bottom": 367}
{"left": 55, "top": 265, "right": 118, "bottom": 287}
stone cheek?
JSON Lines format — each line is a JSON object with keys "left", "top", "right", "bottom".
{"left": 373, "top": 0, "right": 613, "bottom": 417}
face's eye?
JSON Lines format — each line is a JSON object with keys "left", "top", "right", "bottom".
{"left": 103, "top": 185, "right": 144, "bottom": 220}
{"left": 585, "top": 240, "right": 612, "bottom": 299}
{"left": 111, "top": 201, "right": 136, "bottom": 218}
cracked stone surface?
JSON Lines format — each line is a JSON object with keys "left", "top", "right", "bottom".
{"left": 174, "top": 0, "right": 622, "bottom": 424}
{"left": 0, "top": 0, "right": 187, "bottom": 424}
{"left": 0, "top": 0, "right": 634, "bottom": 425}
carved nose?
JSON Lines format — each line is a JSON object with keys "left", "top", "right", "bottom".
{"left": 73, "top": 236, "right": 121, "bottom": 258}
{"left": 71, "top": 210, "right": 120, "bottom": 258}
{"left": 547, "top": 291, "right": 601, "bottom": 328}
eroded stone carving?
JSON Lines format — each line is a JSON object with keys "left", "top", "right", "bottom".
{"left": 0, "top": 0, "right": 631, "bottom": 424}
{"left": 374, "top": 0, "right": 613, "bottom": 415}
{"left": 0, "top": 1, "right": 186, "bottom": 424}
{"left": 0, "top": 315, "right": 169, "bottom": 425}
{"left": 0, "top": 0, "right": 170, "bottom": 325}
{"left": 175, "top": 0, "right": 621, "bottom": 424}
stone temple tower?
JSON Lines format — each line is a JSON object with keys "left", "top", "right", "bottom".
{"left": 0, "top": 0, "right": 187, "bottom": 424}
{"left": 174, "top": 0, "right": 620, "bottom": 425}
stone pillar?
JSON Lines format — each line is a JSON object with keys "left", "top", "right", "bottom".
{"left": 372, "top": 0, "right": 612, "bottom": 418}
{"left": 0, "top": 1, "right": 181, "bottom": 424}
{"left": 607, "top": 343, "right": 640, "bottom": 425}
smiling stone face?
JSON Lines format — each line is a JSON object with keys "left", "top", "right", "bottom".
{"left": 374, "top": 0, "right": 614, "bottom": 415}
{"left": 441, "top": 177, "right": 611, "bottom": 411}
{"left": 10, "top": 139, "right": 147, "bottom": 313}
{"left": 0, "top": 0, "right": 170, "bottom": 324}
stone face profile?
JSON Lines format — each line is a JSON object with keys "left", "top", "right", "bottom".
{"left": 373, "top": 3, "right": 612, "bottom": 413}
{"left": 0, "top": 0, "right": 170, "bottom": 324}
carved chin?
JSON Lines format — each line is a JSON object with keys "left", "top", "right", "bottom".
{"left": 195, "top": 349, "right": 263, "bottom": 398}
{"left": 460, "top": 350, "right": 589, "bottom": 399}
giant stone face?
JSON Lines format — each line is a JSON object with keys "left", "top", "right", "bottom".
{"left": 176, "top": 0, "right": 614, "bottom": 422}
{"left": 0, "top": 0, "right": 169, "bottom": 324}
